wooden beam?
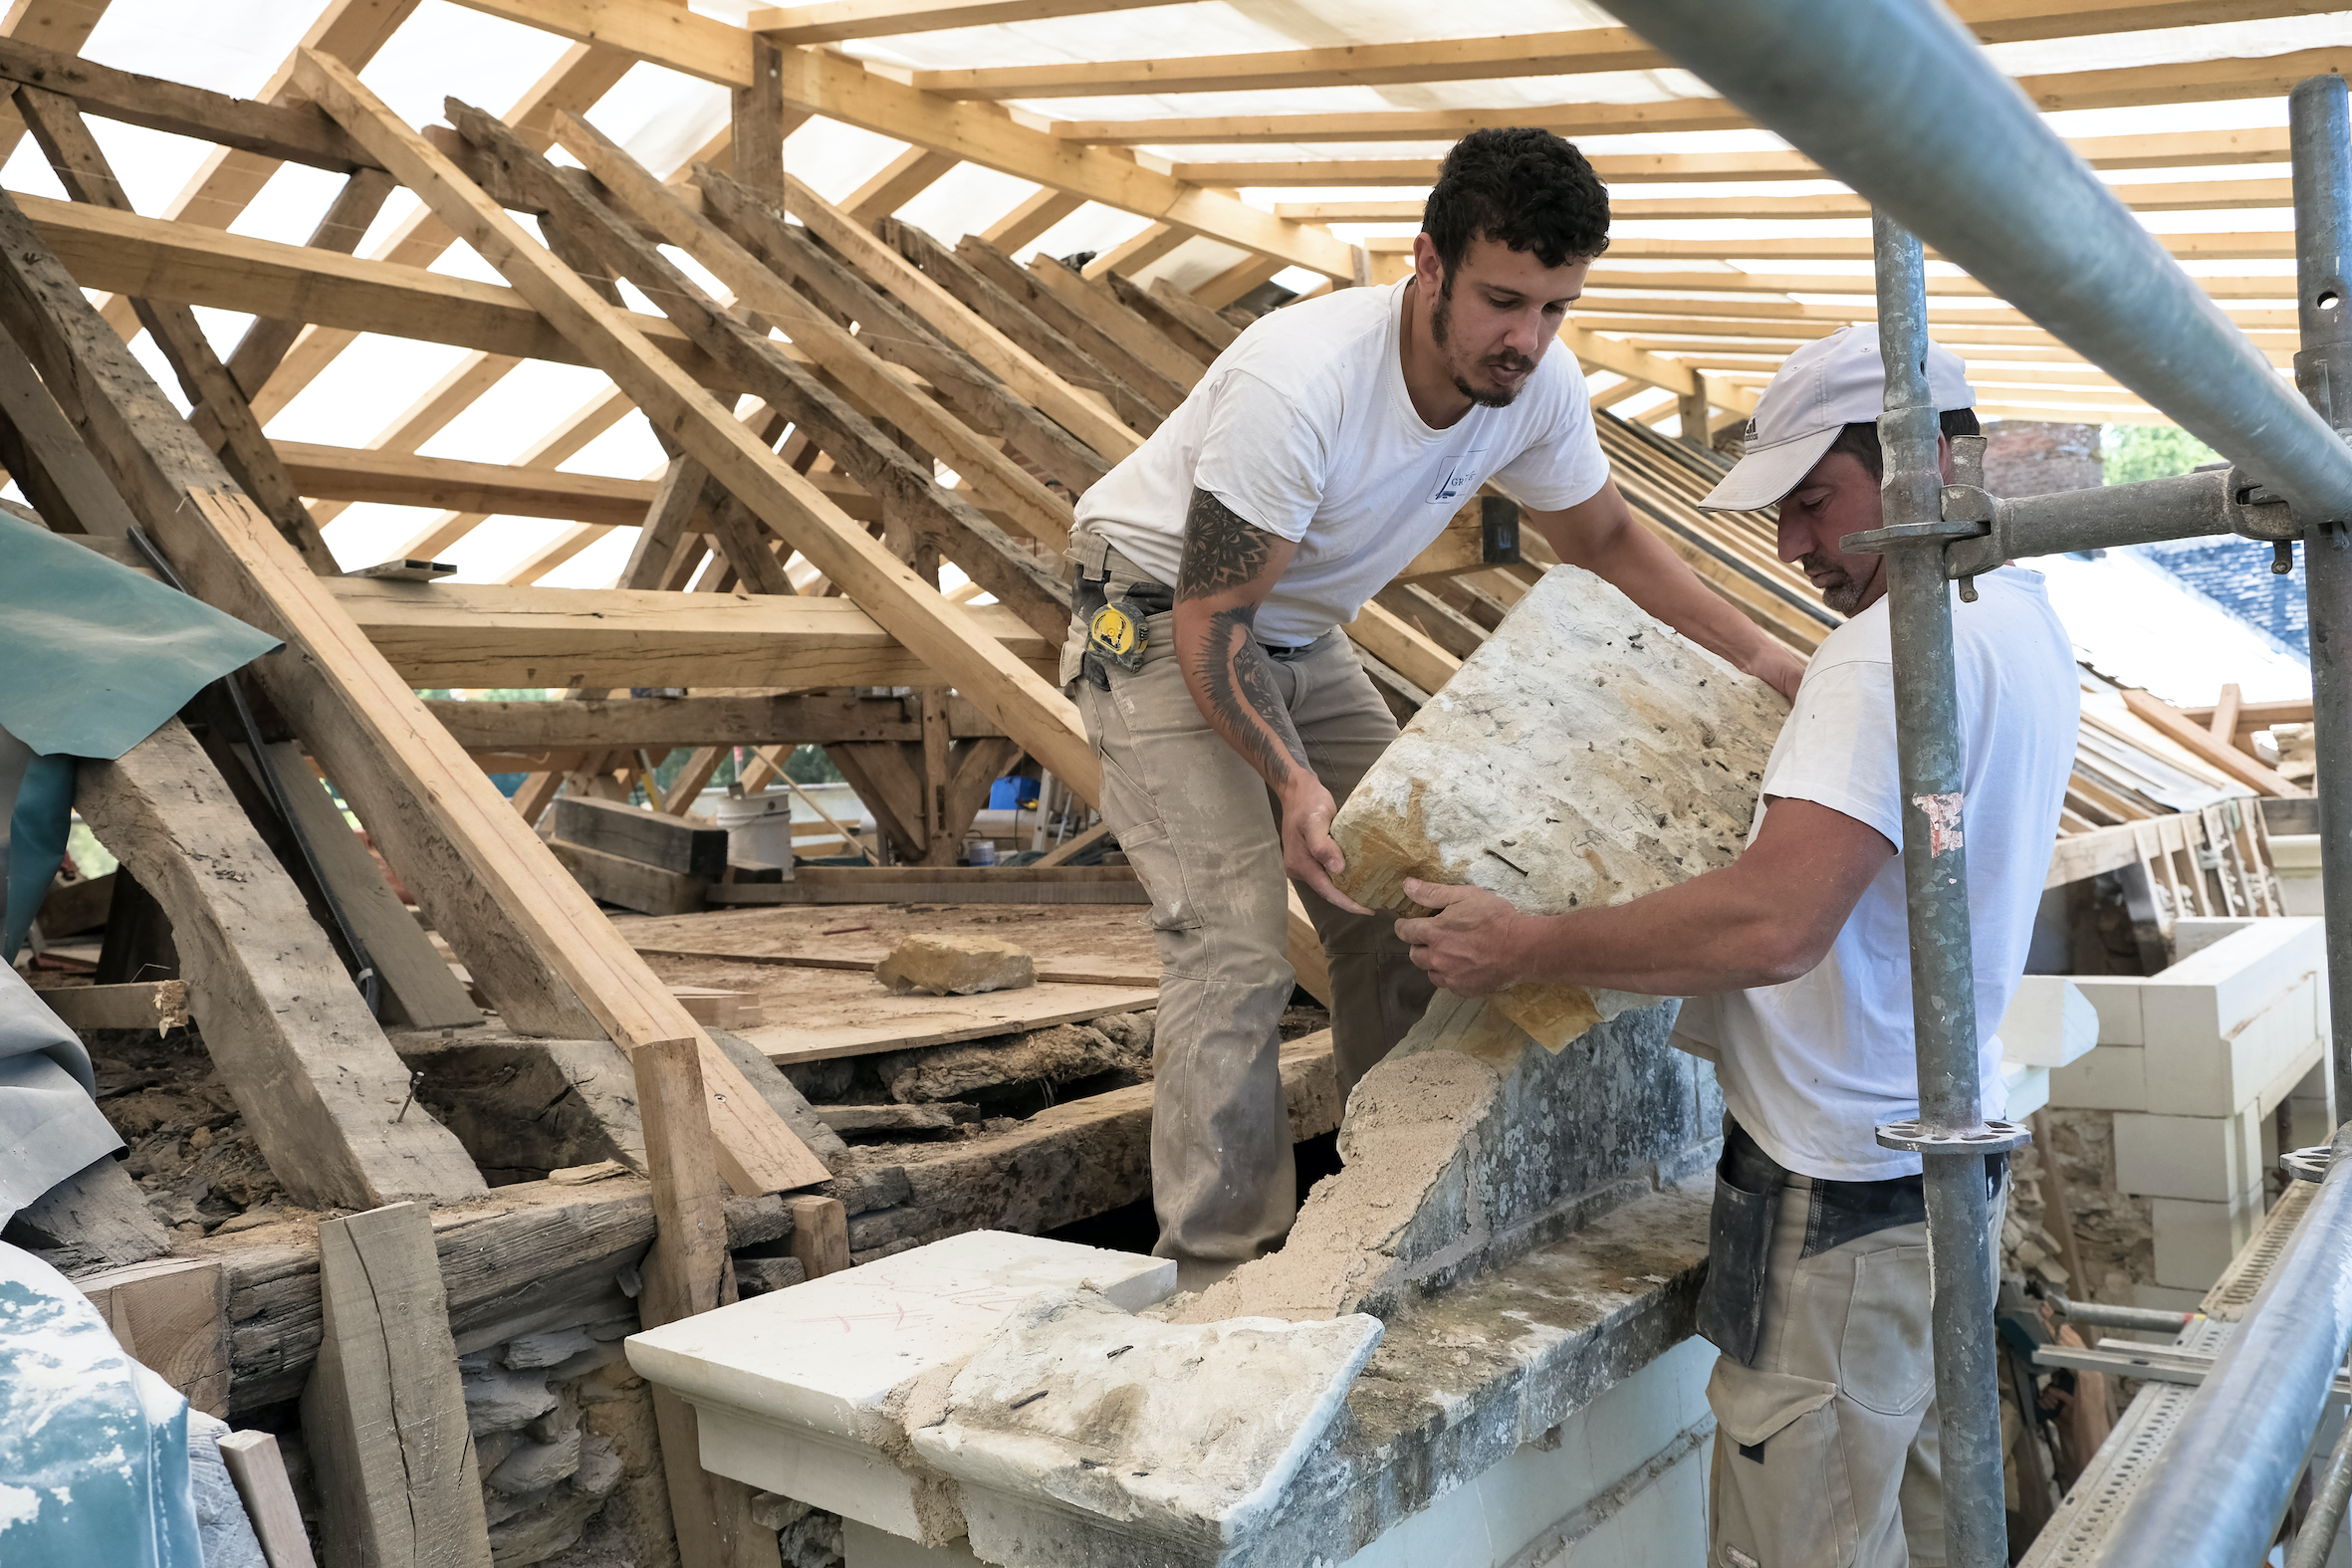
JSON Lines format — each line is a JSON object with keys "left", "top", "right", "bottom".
{"left": 983, "top": 186, "right": 1084, "bottom": 251}
{"left": 300, "top": 1203, "right": 496, "bottom": 1568}
{"left": 301, "top": 50, "right": 1107, "bottom": 813}
{"left": 0, "top": 0, "right": 114, "bottom": 160}
{"left": 75, "top": 721, "right": 485, "bottom": 1209}
{"left": 1171, "top": 125, "right": 2301, "bottom": 186}
{"left": 78, "top": 1257, "right": 230, "bottom": 1415}
{"left": 1280, "top": 177, "right": 2301, "bottom": 224}
{"left": 1021, "top": 253, "right": 1205, "bottom": 388}
{"left": 916, "top": 3, "right": 2334, "bottom": 99}
{"left": 327, "top": 576, "right": 1057, "bottom": 689}
{"left": 1080, "top": 220, "right": 1187, "bottom": 280}
{"left": 1369, "top": 231, "right": 2305, "bottom": 264}
{"left": 1051, "top": 48, "right": 2352, "bottom": 144}
{"left": 751, "top": 0, "right": 1169, "bottom": 43}
{"left": 15, "top": 192, "right": 741, "bottom": 384}
{"left": 845, "top": 145, "right": 961, "bottom": 222}
{"left": 550, "top": 110, "right": 1080, "bottom": 564}
{"left": 216, "top": 1434, "right": 319, "bottom": 1568}
{"left": 1192, "top": 252, "right": 1286, "bottom": 311}
{"left": 2121, "top": 688, "right": 2305, "bottom": 796}
{"left": 732, "top": 31, "right": 786, "bottom": 205}
{"left": 427, "top": 692, "right": 995, "bottom": 749}
{"left": 693, "top": 165, "right": 1112, "bottom": 497}
{"left": 398, "top": 388, "right": 634, "bottom": 559}
{"left": 445, "top": 0, "right": 1357, "bottom": 275}
{"left": 282, "top": 440, "right": 655, "bottom": 525}
{"left": 14, "top": 85, "right": 338, "bottom": 573}
{"left": 630, "top": 1034, "right": 784, "bottom": 1568}
{"left": 0, "top": 180, "right": 826, "bottom": 1199}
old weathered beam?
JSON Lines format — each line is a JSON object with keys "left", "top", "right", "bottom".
{"left": 75, "top": 722, "right": 487, "bottom": 1210}
{"left": 425, "top": 692, "right": 1002, "bottom": 750}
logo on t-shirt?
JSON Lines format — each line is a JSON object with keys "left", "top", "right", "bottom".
{"left": 1429, "top": 448, "right": 1489, "bottom": 504}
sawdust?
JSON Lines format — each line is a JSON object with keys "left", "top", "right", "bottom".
{"left": 1181, "top": 1049, "right": 1500, "bottom": 1324}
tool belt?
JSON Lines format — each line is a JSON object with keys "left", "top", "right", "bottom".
{"left": 1065, "top": 531, "right": 1175, "bottom": 690}
{"left": 1696, "top": 1117, "right": 2007, "bottom": 1366}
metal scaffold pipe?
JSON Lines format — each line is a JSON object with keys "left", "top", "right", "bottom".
{"left": 2290, "top": 72, "right": 2352, "bottom": 1127}
{"left": 2096, "top": 1126, "right": 2352, "bottom": 1564}
{"left": 1605, "top": 0, "right": 2352, "bottom": 528}
{"left": 1865, "top": 212, "right": 2011, "bottom": 1568}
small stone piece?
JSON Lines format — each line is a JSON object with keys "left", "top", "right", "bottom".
{"left": 503, "top": 1327, "right": 596, "bottom": 1370}
{"left": 463, "top": 1366, "right": 560, "bottom": 1433}
{"left": 1330, "top": 562, "right": 1786, "bottom": 1050}
{"left": 876, "top": 1023, "right": 1131, "bottom": 1104}
{"left": 487, "top": 1429, "right": 583, "bottom": 1495}
{"left": 875, "top": 933, "right": 1038, "bottom": 997}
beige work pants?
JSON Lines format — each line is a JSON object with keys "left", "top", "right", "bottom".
{"left": 1707, "top": 1175, "right": 2008, "bottom": 1568}
{"left": 1066, "top": 576, "right": 1433, "bottom": 1283}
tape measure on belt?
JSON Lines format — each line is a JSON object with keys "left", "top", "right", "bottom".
{"left": 1085, "top": 595, "right": 1149, "bottom": 672}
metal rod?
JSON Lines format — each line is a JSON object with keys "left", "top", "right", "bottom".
{"left": 2291, "top": 73, "right": 2352, "bottom": 1129}
{"left": 1872, "top": 212, "right": 2007, "bottom": 1568}
{"left": 1605, "top": 0, "right": 2352, "bottom": 526}
{"left": 2287, "top": 1363, "right": 2352, "bottom": 1568}
{"left": 1940, "top": 468, "right": 2282, "bottom": 580}
{"left": 2043, "top": 1291, "right": 2199, "bottom": 1336}
{"left": 2097, "top": 1124, "right": 2352, "bottom": 1565}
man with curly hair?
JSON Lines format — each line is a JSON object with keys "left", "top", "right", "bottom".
{"left": 1062, "top": 126, "right": 1808, "bottom": 1289}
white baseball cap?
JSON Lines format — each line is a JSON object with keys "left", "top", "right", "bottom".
{"left": 1697, "top": 324, "right": 1975, "bottom": 512}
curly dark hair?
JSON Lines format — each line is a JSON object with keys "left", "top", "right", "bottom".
{"left": 1422, "top": 127, "right": 1611, "bottom": 276}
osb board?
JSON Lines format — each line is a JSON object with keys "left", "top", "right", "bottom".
{"left": 635, "top": 950, "right": 1156, "bottom": 1065}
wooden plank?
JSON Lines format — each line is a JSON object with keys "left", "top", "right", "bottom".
{"left": 75, "top": 722, "right": 486, "bottom": 1209}
{"left": 633, "top": 944, "right": 1156, "bottom": 987}
{"left": 1145, "top": 274, "right": 1241, "bottom": 353}
{"left": 1022, "top": 252, "right": 1205, "bottom": 389}
{"left": 2121, "top": 688, "right": 2304, "bottom": 796}
{"left": 2213, "top": 682, "right": 2243, "bottom": 744}
{"left": 983, "top": 187, "right": 1084, "bottom": 252}
{"left": 629, "top": 1034, "right": 784, "bottom": 1568}
{"left": 31, "top": 979, "right": 187, "bottom": 1031}
{"left": 324, "top": 576, "right": 1056, "bottom": 690}
{"left": 0, "top": 182, "right": 824, "bottom": 1199}
{"left": 300, "top": 1202, "right": 495, "bottom": 1568}
{"left": 35, "top": 867, "right": 113, "bottom": 938}
{"left": 704, "top": 876, "right": 1150, "bottom": 905}
{"left": 216, "top": 1432, "right": 320, "bottom": 1568}
{"left": 958, "top": 232, "right": 1190, "bottom": 413}
{"left": 553, "top": 795, "right": 729, "bottom": 878}
{"left": 1033, "top": 817, "right": 1112, "bottom": 869}
{"left": 550, "top": 838, "right": 711, "bottom": 917}
{"left": 0, "top": 310, "right": 143, "bottom": 537}
{"left": 739, "top": 980, "right": 1156, "bottom": 1063}
{"left": 260, "top": 745, "right": 482, "bottom": 1030}
{"left": 77, "top": 1256, "right": 227, "bottom": 1417}
{"left": 732, "top": 31, "right": 786, "bottom": 205}
{"left": 427, "top": 692, "right": 996, "bottom": 750}
{"left": 544, "top": 108, "right": 1079, "bottom": 583}
{"left": 278, "top": 439, "right": 656, "bottom": 524}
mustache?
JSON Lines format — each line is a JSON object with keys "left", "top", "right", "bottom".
{"left": 1797, "top": 553, "right": 1850, "bottom": 580}
{"left": 1483, "top": 350, "right": 1535, "bottom": 373}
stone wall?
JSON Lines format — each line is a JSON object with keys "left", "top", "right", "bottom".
{"left": 1983, "top": 420, "right": 2102, "bottom": 499}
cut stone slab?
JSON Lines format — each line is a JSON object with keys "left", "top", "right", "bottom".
{"left": 1186, "top": 992, "right": 1705, "bottom": 1325}
{"left": 877, "top": 933, "right": 1038, "bottom": 997}
{"left": 910, "top": 1288, "right": 1382, "bottom": 1560}
{"left": 1331, "top": 562, "right": 1786, "bottom": 1049}
{"left": 624, "top": 1230, "right": 1176, "bottom": 1544}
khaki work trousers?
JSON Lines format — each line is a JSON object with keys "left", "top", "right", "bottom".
{"left": 1066, "top": 572, "right": 1433, "bottom": 1284}
{"left": 1707, "top": 1174, "right": 2008, "bottom": 1568}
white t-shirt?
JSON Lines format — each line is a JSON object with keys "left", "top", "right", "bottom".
{"left": 1679, "top": 566, "right": 2079, "bottom": 1180}
{"left": 1073, "top": 278, "right": 1609, "bottom": 647}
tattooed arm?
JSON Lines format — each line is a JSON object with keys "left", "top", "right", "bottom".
{"left": 1173, "top": 488, "right": 1370, "bottom": 915}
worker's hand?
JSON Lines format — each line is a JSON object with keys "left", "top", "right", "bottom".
{"left": 1282, "top": 780, "right": 1373, "bottom": 916}
{"left": 1745, "top": 641, "right": 1807, "bottom": 705}
{"left": 1395, "top": 878, "right": 1537, "bottom": 996}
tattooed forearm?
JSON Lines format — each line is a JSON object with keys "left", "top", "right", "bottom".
{"left": 1177, "top": 488, "right": 1277, "bottom": 601}
{"left": 1190, "top": 603, "right": 1309, "bottom": 786}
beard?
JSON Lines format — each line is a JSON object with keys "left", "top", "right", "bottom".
{"left": 1429, "top": 275, "right": 1535, "bottom": 408}
{"left": 1800, "top": 552, "right": 1878, "bottom": 615}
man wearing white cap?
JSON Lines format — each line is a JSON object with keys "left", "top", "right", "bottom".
{"left": 1398, "top": 325, "right": 2080, "bottom": 1567}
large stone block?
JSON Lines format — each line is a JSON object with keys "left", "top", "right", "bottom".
{"left": 1998, "top": 977, "right": 2098, "bottom": 1068}
{"left": 2047, "top": 1043, "right": 2147, "bottom": 1113}
{"left": 1184, "top": 993, "right": 1698, "bottom": 1324}
{"left": 2151, "top": 1193, "right": 2261, "bottom": 1290}
{"left": 1329, "top": 563, "right": 1784, "bottom": 1049}
{"left": 876, "top": 933, "right": 1037, "bottom": 997}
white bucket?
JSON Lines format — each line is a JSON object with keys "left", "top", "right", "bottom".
{"left": 714, "top": 791, "right": 794, "bottom": 869}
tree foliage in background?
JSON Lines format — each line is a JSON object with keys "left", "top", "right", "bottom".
{"left": 2102, "top": 424, "right": 2221, "bottom": 486}
{"left": 785, "top": 745, "right": 843, "bottom": 784}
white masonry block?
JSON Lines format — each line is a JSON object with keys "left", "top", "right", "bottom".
{"left": 2140, "top": 919, "right": 2324, "bottom": 1116}
{"left": 2151, "top": 1193, "right": 2262, "bottom": 1291}
{"left": 1999, "top": 977, "right": 2099, "bottom": 1069}
{"left": 2070, "top": 979, "right": 2147, "bottom": 1048}
{"left": 2112, "top": 1109, "right": 2257, "bottom": 1205}
{"left": 2004, "top": 1061, "right": 2050, "bottom": 1119}
{"left": 625, "top": 1232, "right": 1174, "bottom": 1543}
{"left": 1328, "top": 562, "right": 1786, "bottom": 1050}
{"left": 2047, "top": 1043, "right": 2148, "bottom": 1113}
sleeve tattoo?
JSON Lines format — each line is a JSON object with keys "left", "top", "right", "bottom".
{"left": 1176, "top": 489, "right": 1309, "bottom": 785}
